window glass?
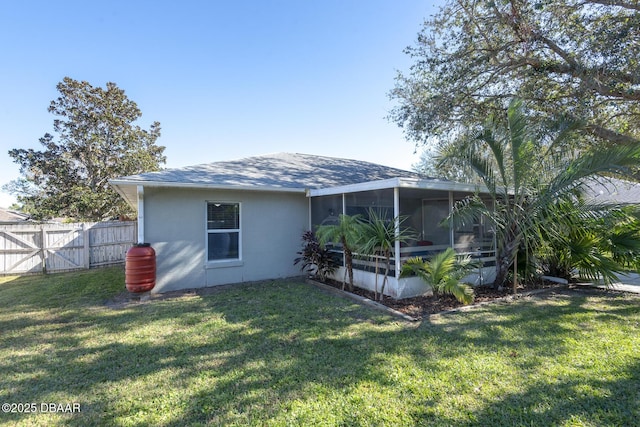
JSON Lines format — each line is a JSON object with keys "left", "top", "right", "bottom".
{"left": 207, "top": 202, "right": 240, "bottom": 261}
{"left": 207, "top": 232, "right": 239, "bottom": 260}
{"left": 207, "top": 203, "right": 239, "bottom": 229}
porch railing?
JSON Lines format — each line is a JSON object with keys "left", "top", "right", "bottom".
{"left": 329, "top": 242, "right": 496, "bottom": 278}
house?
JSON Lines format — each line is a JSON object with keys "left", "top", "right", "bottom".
{"left": 110, "top": 153, "right": 496, "bottom": 298}
{"left": 584, "top": 177, "right": 640, "bottom": 205}
{"left": 0, "top": 208, "right": 30, "bottom": 224}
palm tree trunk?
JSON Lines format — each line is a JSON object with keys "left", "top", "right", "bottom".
{"left": 379, "top": 252, "right": 391, "bottom": 301}
{"left": 494, "top": 253, "right": 510, "bottom": 288}
{"left": 344, "top": 247, "right": 354, "bottom": 292}
{"left": 494, "top": 238, "right": 518, "bottom": 289}
{"left": 513, "top": 251, "right": 518, "bottom": 294}
{"left": 374, "top": 257, "right": 380, "bottom": 300}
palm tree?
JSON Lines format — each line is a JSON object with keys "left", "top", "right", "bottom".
{"left": 537, "top": 197, "right": 640, "bottom": 285}
{"left": 400, "top": 248, "right": 475, "bottom": 304}
{"left": 358, "top": 209, "right": 415, "bottom": 301}
{"left": 316, "top": 214, "right": 363, "bottom": 291}
{"left": 440, "top": 99, "right": 640, "bottom": 293}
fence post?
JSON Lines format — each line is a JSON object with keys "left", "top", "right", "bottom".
{"left": 83, "top": 224, "right": 91, "bottom": 269}
{"left": 40, "top": 225, "right": 46, "bottom": 274}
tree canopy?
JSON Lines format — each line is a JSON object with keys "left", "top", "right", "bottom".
{"left": 6, "top": 77, "right": 166, "bottom": 221}
{"left": 390, "top": 0, "right": 640, "bottom": 163}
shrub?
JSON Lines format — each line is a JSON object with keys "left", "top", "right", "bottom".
{"left": 401, "top": 248, "right": 475, "bottom": 304}
{"left": 294, "top": 230, "right": 337, "bottom": 283}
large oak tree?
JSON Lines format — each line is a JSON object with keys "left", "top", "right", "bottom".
{"left": 390, "top": 0, "right": 640, "bottom": 173}
{"left": 7, "top": 77, "right": 166, "bottom": 221}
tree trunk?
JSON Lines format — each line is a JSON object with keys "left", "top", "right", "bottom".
{"left": 513, "top": 251, "right": 518, "bottom": 295}
{"left": 494, "top": 237, "right": 518, "bottom": 289}
{"left": 493, "top": 253, "right": 510, "bottom": 288}
{"left": 374, "top": 257, "right": 380, "bottom": 301}
{"left": 344, "top": 246, "right": 354, "bottom": 292}
{"left": 379, "top": 252, "right": 391, "bottom": 301}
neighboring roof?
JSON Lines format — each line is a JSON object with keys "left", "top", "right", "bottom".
{"left": 0, "top": 208, "right": 30, "bottom": 223}
{"left": 110, "top": 153, "right": 427, "bottom": 207}
{"left": 584, "top": 177, "right": 640, "bottom": 205}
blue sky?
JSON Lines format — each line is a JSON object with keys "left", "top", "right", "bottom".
{"left": 0, "top": 1, "right": 443, "bottom": 208}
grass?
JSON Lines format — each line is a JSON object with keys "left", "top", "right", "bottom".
{"left": 0, "top": 267, "right": 639, "bottom": 426}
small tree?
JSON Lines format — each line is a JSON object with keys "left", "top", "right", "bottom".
{"left": 316, "top": 214, "right": 363, "bottom": 292}
{"left": 358, "top": 209, "right": 415, "bottom": 301}
{"left": 401, "top": 248, "right": 475, "bottom": 305}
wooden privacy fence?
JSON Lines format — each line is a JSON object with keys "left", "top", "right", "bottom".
{"left": 0, "top": 221, "right": 137, "bottom": 275}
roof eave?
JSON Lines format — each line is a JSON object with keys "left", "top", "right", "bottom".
{"left": 307, "top": 178, "right": 400, "bottom": 196}
{"left": 308, "top": 177, "right": 492, "bottom": 197}
{"left": 109, "top": 181, "right": 138, "bottom": 210}
{"left": 398, "top": 178, "right": 491, "bottom": 194}
{"left": 109, "top": 179, "right": 307, "bottom": 196}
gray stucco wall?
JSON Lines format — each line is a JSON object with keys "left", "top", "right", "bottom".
{"left": 143, "top": 187, "right": 309, "bottom": 293}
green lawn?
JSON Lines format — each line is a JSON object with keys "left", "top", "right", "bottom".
{"left": 0, "top": 267, "right": 638, "bottom": 426}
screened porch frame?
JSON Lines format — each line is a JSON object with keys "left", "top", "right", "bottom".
{"left": 307, "top": 178, "right": 497, "bottom": 298}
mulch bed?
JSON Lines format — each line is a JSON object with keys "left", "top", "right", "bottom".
{"left": 319, "top": 278, "right": 559, "bottom": 318}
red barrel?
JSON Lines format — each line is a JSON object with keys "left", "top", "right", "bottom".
{"left": 125, "top": 243, "right": 156, "bottom": 293}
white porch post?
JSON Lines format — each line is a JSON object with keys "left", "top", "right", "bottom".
{"left": 342, "top": 192, "right": 346, "bottom": 268}
{"left": 394, "top": 187, "right": 401, "bottom": 278}
{"left": 342, "top": 193, "right": 346, "bottom": 215}
{"left": 137, "top": 185, "right": 144, "bottom": 244}
{"left": 307, "top": 192, "right": 312, "bottom": 230}
{"left": 448, "top": 191, "right": 454, "bottom": 248}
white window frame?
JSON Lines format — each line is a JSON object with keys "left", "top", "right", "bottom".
{"left": 206, "top": 201, "right": 242, "bottom": 266}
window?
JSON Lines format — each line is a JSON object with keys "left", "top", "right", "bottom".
{"left": 207, "top": 202, "right": 240, "bottom": 261}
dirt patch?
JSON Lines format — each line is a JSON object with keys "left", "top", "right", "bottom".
{"left": 103, "top": 279, "right": 298, "bottom": 309}
{"left": 103, "top": 288, "right": 199, "bottom": 309}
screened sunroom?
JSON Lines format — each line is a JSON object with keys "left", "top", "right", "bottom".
{"left": 308, "top": 177, "right": 497, "bottom": 299}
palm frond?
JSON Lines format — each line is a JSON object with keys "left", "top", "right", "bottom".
{"left": 445, "top": 195, "right": 491, "bottom": 231}
{"left": 400, "top": 248, "right": 475, "bottom": 304}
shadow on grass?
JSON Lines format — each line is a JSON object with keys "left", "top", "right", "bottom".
{"left": 0, "top": 270, "right": 638, "bottom": 426}
{"left": 453, "top": 359, "right": 640, "bottom": 426}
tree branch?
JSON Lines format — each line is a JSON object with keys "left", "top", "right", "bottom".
{"left": 493, "top": 3, "right": 640, "bottom": 100}
{"left": 512, "top": 57, "right": 640, "bottom": 101}
{"left": 584, "top": 123, "right": 640, "bottom": 145}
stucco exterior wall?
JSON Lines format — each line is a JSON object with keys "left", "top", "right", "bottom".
{"left": 143, "top": 187, "right": 309, "bottom": 293}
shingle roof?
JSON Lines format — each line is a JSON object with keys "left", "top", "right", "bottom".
{"left": 115, "top": 152, "right": 424, "bottom": 189}
{"left": 584, "top": 177, "right": 640, "bottom": 205}
{"left": 0, "top": 208, "right": 30, "bottom": 223}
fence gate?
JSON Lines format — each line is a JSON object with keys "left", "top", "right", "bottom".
{"left": 0, "top": 226, "right": 45, "bottom": 274}
{"left": 0, "top": 221, "right": 136, "bottom": 275}
{"left": 43, "top": 224, "right": 87, "bottom": 272}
